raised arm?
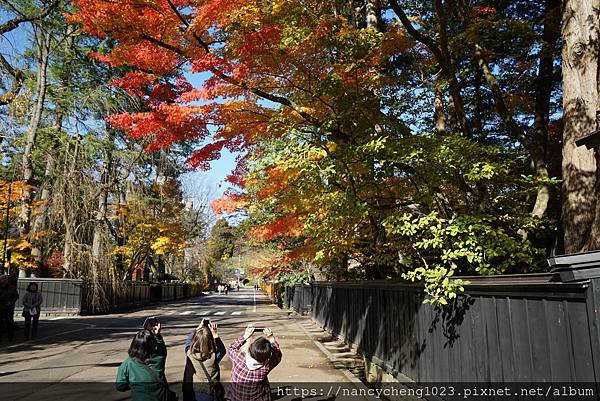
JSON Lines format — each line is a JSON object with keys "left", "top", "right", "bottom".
{"left": 229, "top": 324, "right": 255, "bottom": 362}
{"left": 184, "top": 329, "right": 195, "bottom": 352}
{"left": 267, "top": 341, "right": 282, "bottom": 370}
{"left": 154, "top": 333, "right": 167, "bottom": 358}
{"left": 228, "top": 335, "right": 247, "bottom": 357}
{"left": 262, "top": 328, "right": 282, "bottom": 370}
{"left": 147, "top": 324, "right": 167, "bottom": 376}
{"left": 208, "top": 322, "right": 227, "bottom": 363}
{"left": 215, "top": 337, "right": 226, "bottom": 363}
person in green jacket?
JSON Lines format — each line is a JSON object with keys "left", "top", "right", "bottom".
{"left": 116, "top": 329, "right": 171, "bottom": 401}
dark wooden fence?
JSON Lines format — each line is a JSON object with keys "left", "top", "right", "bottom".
{"left": 284, "top": 251, "right": 600, "bottom": 388}
{"left": 284, "top": 284, "right": 312, "bottom": 314}
{"left": 15, "top": 278, "right": 203, "bottom": 315}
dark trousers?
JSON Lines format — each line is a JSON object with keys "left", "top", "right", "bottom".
{"left": 24, "top": 313, "right": 39, "bottom": 339}
{"left": 0, "top": 308, "right": 15, "bottom": 341}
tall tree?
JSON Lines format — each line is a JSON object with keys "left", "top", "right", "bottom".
{"left": 561, "top": 0, "right": 600, "bottom": 252}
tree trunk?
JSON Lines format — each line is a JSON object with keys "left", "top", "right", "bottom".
{"left": 365, "top": 0, "right": 379, "bottom": 29}
{"left": 468, "top": 4, "right": 559, "bottom": 222}
{"left": 30, "top": 113, "right": 61, "bottom": 273}
{"left": 19, "top": 27, "right": 51, "bottom": 277}
{"left": 62, "top": 217, "right": 74, "bottom": 277}
{"left": 91, "top": 127, "right": 115, "bottom": 276}
{"left": 432, "top": 0, "right": 471, "bottom": 138}
{"left": 584, "top": 5, "right": 600, "bottom": 251}
{"left": 447, "top": 92, "right": 457, "bottom": 131}
{"left": 473, "top": 66, "right": 484, "bottom": 140}
{"left": 389, "top": 0, "right": 471, "bottom": 137}
{"left": 561, "top": 0, "right": 600, "bottom": 253}
{"left": 530, "top": 0, "right": 561, "bottom": 220}
{"left": 30, "top": 26, "right": 77, "bottom": 274}
{"left": 434, "top": 86, "right": 446, "bottom": 135}
{"left": 61, "top": 135, "right": 81, "bottom": 277}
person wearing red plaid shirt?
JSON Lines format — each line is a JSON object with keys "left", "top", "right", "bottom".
{"left": 228, "top": 324, "right": 282, "bottom": 401}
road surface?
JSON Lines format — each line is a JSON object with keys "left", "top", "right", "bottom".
{"left": 0, "top": 287, "right": 367, "bottom": 401}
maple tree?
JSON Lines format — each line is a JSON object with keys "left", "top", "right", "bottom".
{"left": 68, "top": 0, "right": 577, "bottom": 303}
{"left": 69, "top": 0, "right": 413, "bottom": 268}
{"left": 69, "top": 0, "right": 410, "bottom": 172}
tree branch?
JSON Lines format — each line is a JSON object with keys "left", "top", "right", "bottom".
{"left": 139, "top": 32, "right": 325, "bottom": 128}
{"left": 0, "top": 0, "right": 60, "bottom": 35}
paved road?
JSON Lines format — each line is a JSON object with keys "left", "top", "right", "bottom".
{"left": 0, "top": 287, "right": 365, "bottom": 401}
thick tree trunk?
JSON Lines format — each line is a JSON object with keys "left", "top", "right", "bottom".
{"left": 447, "top": 93, "right": 457, "bottom": 131}
{"left": 30, "top": 26, "right": 76, "bottom": 274}
{"left": 62, "top": 218, "right": 74, "bottom": 277}
{"left": 561, "top": 0, "right": 600, "bottom": 253}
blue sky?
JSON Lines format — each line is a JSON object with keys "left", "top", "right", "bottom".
{"left": 181, "top": 71, "right": 238, "bottom": 205}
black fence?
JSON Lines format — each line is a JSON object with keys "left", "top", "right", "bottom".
{"left": 284, "top": 284, "right": 312, "bottom": 314}
{"left": 14, "top": 278, "right": 203, "bottom": 316}
{"left": 284, "top": 251, "right": 600, "bottom": 389}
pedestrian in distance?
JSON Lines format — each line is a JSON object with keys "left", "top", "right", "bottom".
{"left": 116, "top": 329, "right": 177, "bottom": 401}
{"left": 224, "top": 285, "right": 228, "bottom": 295}
{"left": 228, "top": 324, "right": 282, "bottom": 401}
{"left": 22, "top": 282, "right": 42, "bottom": 340}
{"left": 183, "top": 319, "right": 226, "bottom": 401}
{"left": 0, "top": 274, "right": 18, "bottom": 342}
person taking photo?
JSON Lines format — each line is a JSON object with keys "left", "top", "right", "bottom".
{"left": 228, "top": 324, "right": 282, "bottom": 401}
{"left": 183, "top": 319, "right": 226, "bottom": 401}
{"left": 116, "top": 329, "right": 176, "bottom": 401}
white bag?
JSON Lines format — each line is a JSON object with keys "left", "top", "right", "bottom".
{"left": 29, "top": 307, "right": 37, "bottom": 316}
